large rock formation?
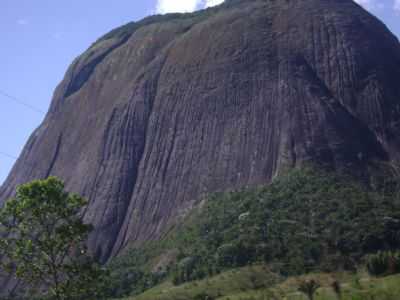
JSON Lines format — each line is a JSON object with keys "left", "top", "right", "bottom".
{"left": 1, "top": 0, "right": 400, "bottom": 263}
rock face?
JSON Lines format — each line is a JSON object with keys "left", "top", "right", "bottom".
{"left": 1, "top": 0, "right": 400, "bottom": 262}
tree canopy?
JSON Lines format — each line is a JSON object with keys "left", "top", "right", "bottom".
{"left": 0, "top": 177, "right": 108, "bottom": 300}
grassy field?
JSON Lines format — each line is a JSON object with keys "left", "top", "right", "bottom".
{"left": 123, "top": 265, "right": 400, "bottom": 300}
{"left": 219, "top": 272, "right": 400, "bottom": 300}
{"left": 125, "top": 265, "right": 280, "bottom": 300}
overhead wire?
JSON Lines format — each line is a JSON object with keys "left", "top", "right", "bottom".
{"left": 0, "top": 89, "right": 45, "bottom": 162}
{"left": 0, "top": 89, "right": 45, "bottom": 115}
{"left": 0, "top": 151, "right": 18, "bottom": 160}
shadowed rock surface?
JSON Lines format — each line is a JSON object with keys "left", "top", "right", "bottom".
{"left": 1, "top": 0, "right": 400, "bottom": 263}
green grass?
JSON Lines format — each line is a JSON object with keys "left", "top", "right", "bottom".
{"left": 123, "top": 267, "right": 400, "bottom": 300}
{"left": 218, "top": 273, "right": 400, "bottom": 300}
{"left": 124, "top": 265, "right": 281, "bottom": 300}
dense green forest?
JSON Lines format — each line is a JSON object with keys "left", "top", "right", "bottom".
{"left": 107, "top": 167, "right": 400, "bottom": 298}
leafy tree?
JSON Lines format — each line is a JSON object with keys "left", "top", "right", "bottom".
{"left": 0, "top": 177, "right": 109, "bottom": 300}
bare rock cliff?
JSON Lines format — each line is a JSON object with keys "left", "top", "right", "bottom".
{"left": 1, "top": 0, "right": 400, "bottom": 262}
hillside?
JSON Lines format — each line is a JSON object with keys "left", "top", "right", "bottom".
{"left": 105, "top": 167, "right": 400, "bottom": 298}
{"left": 127, "top": 269, "right": 400, "bottom": 300}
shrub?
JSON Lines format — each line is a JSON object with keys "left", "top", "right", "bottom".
{"left": 331, "top": 280, "right": 341, "bottom": 299}
{"left": 216, "top": 243, "right": 240, "bottom": 268}
{"left": 194, "top": 292, "right": 215, "bottom": 300}
{"left": 297, "top": 279, "right": 320, "bottom": 300}
{"left": 366, "top": 251, "right": 400, "bottom": 276}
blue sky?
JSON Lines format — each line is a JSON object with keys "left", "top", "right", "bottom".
{"left": 0, "top": 0, "right": 399, "bottom": 185}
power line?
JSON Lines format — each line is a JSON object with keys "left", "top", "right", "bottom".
{"left": 0, "top": 151, "right": 41, "bottom": 170}
{"left": 0, "top": 90, "right": 45, "bottom": 165}
{"left": 0, "top": 89, "right": 45, "bottom": 115}
{"left": 0, "top": 151, "right": 18, "bottom": 161}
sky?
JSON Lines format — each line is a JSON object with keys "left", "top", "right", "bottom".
{"left": 0, "top": 0, "right": 399, "bottom": 185}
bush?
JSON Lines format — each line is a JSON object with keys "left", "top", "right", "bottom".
{"left": 194, "top": 292, "right": 215, "bottom": 300}
{"left": 298, "top": 279, "right": 320, "bottom": 300}
{"left": 367, "top": 251, "right": 400, "bottom": 276}
{"left": 331, "top": 280, "right": 341, "bottom": 299}
{"left": 216, "top": 243, "right": 238, "bottom": 267}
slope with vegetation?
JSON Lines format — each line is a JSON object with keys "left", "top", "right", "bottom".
{"left": 126, "top": 268, "right": 400, "bottom": 300}
{"left": 107, "top": 167, "right": 400, "bottom": 298}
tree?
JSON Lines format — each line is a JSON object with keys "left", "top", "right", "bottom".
{"left": 297, "top": 279, "right": 320, "bottom": 300}
{"left": 0, "top": 177, "right": 109, "bottom": 300}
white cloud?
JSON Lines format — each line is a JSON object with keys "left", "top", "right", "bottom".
{"left": 156, "top": 0, "right": 224, "bottom": 14}
{"left": 17, "top": 19, "right": 29, "bottom": 26}
{"left": 156, "top": 0, "right": 201, "bottom": 14}
{"left": 205, "top": 0, "right": 224, "bottom": 8}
